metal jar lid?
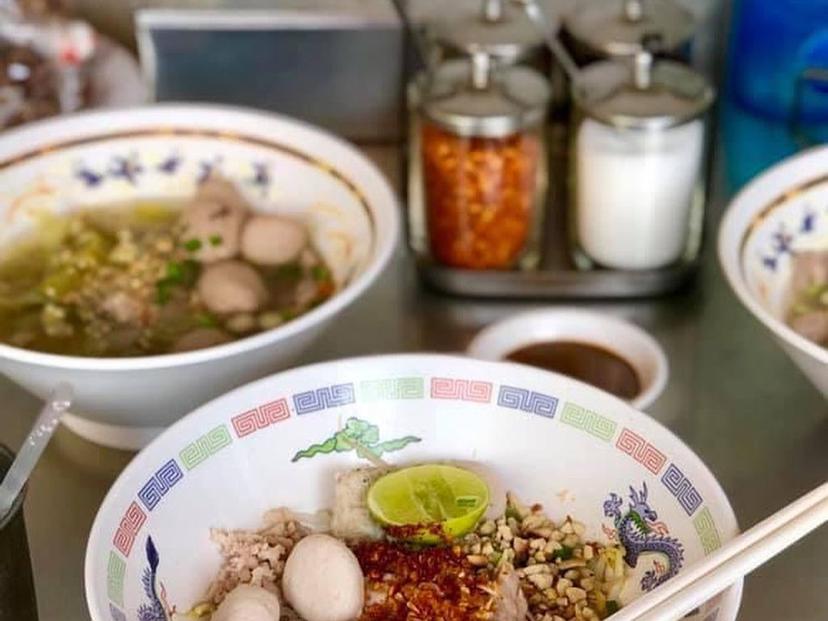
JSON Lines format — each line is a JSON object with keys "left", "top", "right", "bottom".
{"left": 430, "top": 0, "right": 548, "bottom": 64}
{"left": 563, "top": 0, "right": 695, "bottom": 58}
{"left": 572, "top": 51, "right": 714, "bottom": 130}
{"left": 420, "top": 53, "right": 551, "bottom": 138}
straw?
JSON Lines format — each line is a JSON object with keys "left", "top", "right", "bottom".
{"left": 608, "top": 481, "right": 828, "bottom": 620}
{"left": 0, "top": 383, "right": 73, "bottom": 519}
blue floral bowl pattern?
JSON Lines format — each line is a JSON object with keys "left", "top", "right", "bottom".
{"left": 0, "top": 105, "right": 399, "bottom": 448}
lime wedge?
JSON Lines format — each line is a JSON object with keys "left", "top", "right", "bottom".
{"left": 367, "top": 464, "right": 490, "bottom": 543}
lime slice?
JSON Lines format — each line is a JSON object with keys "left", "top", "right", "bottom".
{"left": 367, "top": 464, "right": 490, "bottom": 543}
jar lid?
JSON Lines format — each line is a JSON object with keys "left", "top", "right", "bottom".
{"left": 572, "top": 52, "right": 714, "bottom": 129}
{"left": 563, "top": 0, "right": 695, "bottom": 58}
{"left": 421, "top": 53, "right": 551, "bottom": 138}
{"left": 430, "top": 0, "right": 548, "bottom": 63}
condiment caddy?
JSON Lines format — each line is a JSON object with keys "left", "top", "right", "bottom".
{"left": 406, "top": 0, "right": 714, "bottom": 298}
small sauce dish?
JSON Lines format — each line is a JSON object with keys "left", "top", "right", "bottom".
{"left": 467, "top": 309, "right": 669, "bottom": 410}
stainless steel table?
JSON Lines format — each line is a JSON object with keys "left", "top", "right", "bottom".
{"left": 1, "top": 146, "right": 825, "bottom": 621}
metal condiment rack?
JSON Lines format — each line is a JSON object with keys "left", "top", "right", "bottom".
{"left": 415, "top": 121, "right": 702, "bottom": 299}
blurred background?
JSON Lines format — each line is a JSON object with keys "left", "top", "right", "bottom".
{"left": 9, "top": 0, "right": 828, "bottom": 194}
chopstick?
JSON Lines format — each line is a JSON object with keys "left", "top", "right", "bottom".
{"left": 608, "top": 481, "right": 828, "bottom": 620}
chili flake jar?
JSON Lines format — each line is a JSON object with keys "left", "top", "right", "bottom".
{"left": 408, "top": 52, "right": 551, "bottom": 270}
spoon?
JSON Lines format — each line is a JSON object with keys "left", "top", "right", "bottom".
{"left": 513, "top": 0, "right": 581, "bottom": 82}
{"left": 0, "top": 383, "right": 73, "bottom": 519}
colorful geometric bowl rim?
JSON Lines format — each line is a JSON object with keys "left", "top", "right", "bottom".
{"left": 84, "top": 353, "right": 744, "bottom": 621}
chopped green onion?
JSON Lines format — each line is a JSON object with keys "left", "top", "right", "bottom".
{"left": 183, "top": 238, "right": 202, "bottom": 252}
{"left": 194, "top": 312, "right": 218, "bottom": 328}
{"left": 606, "top": 600, "right": 620, "bottom": 615}
{"left": 791, "top": 303, "right": 812, "bottom": 316}
{"left": 553, "top": 545, "right": 573, "bottom": 561}
{"left": 166, "top": 261, "right": 184, "bottom": 281}
{"left": 180, "top": 259, "right": 200, "bottom": 286}
{"left": 208, "top": 234, "right": 223, "bottom": 247}
{"left": 311, "top": 265, "right": 330, "bottom": 282}
{"left": 157, "top": 260, "right": 200, "bottom": 305}
{"left": 504, "top": 504, "right": 523, "bottom": 522}
{"left": 155, "top": 279, "right": 174, "bottom": 305}
{"left": 804, "top": 283, "right": 824, "bottom": 298}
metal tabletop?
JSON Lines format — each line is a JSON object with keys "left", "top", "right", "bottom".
{"left": 0, "top": 145, "right": 825, "bottom": 621}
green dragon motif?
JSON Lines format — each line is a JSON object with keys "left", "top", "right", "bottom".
{"left": 291, "top": 417, "right": 421, "bottom": 462}
{"left": 628, "top": 510, "right": 652, "bottom": 535}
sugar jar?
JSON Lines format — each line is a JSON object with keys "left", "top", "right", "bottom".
{"left": 570, "top": 50, "right": 714, "bottom": 271}
{"left": 562, "top": 0, "right": 695, "bottom": 65}
{"left": 408, "top": 52, "right": 550, "bottom": 270}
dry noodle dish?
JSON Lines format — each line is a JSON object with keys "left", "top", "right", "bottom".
{"left": 0, "top": 177, "right": 334, "bottom": 356}
{"left": 191, "top": 463, "right": 628, "bottom": 621}
{"left": 787, "top": 250, "right": 828, "bottom": 347}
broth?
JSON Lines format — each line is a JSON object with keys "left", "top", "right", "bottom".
{"left": 506, "top": 341, "right": 641, "bottom": 400}
{"left": 0, "top": 178, "right": 335, "bottom": 357}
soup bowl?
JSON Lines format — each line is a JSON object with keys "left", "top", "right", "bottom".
{"left": 85, "top": 354, "right": 742, "bottom": 621}
{"left": 719, "top": 146, "right": 828, "bottom": 398}
{"left": 0, "top": 104, "right": 399, "bottom": 448}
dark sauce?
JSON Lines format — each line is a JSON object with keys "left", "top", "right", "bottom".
{"left": 506, "top": 341, "right": 641, "bottom": 400}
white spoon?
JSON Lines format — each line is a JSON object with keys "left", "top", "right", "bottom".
{"left": 0, "top": 383, "right": 73, "bottom": 519}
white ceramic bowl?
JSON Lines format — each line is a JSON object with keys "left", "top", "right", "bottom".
{"left": 719, "top": 147, "right": 828, "bottom": 398}
{"left": 85, "top": 354, "right": 741, "bottom": 621}
{"left": 467, "top": 309, "right": 669, "bottom": 410}
{"left": 0, "top": 105, "right": 399, "bottom": 448}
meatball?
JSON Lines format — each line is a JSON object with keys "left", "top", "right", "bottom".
{"left": 240, "top": 215, "right": 308, "bottom": 266}
{"left": 212, "top": 584, "right": 280, "bottom": 621}
{"left": 180, "top": 200, "right": 245, "bottom": 263}
{"left": 100, "top": 291, "right": 145, "bottom": 325}
{"left": 172, "top": 328, "right": 232, "bottom": 353}
{"left": 282, "top": 534, "right": 364, "bottom": 621}
{"left": 196, "top": 176, "right": 251, "bottom": 214}
{"left": 197, "top": 261, "right": 268, "bottom": 315}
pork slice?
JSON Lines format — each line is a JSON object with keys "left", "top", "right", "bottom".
{"left": 492, "top": 564, "right": 529, "bottom": 621}
{"left": 330, "top": 467, "right": 387, "bottom": 541}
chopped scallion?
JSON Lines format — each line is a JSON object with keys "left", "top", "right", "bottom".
{"left": 183, "top": 238, "right": 202, "bottom": 252}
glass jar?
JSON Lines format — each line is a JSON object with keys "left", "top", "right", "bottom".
{"left": 562, "top": 0, "right": 695, "bottom": 65}
{"left": 570, "top": 51, "right": 715, "bottom": 271}
{"left": 428, "top": 0, "right": 547, "bottom": 68}
{"left": 408, "top": 53, "right": 550, "bottom": 270}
